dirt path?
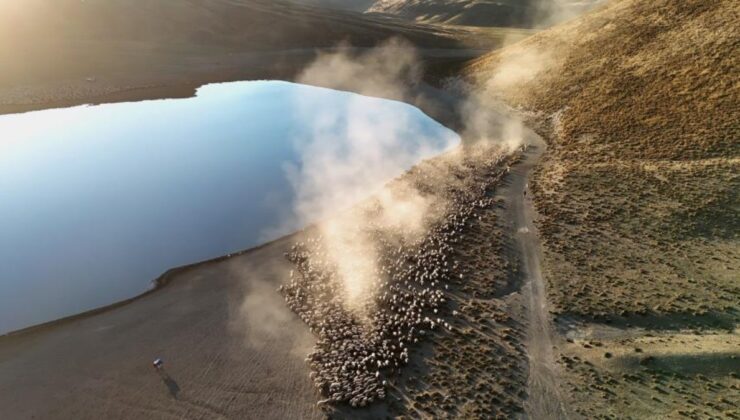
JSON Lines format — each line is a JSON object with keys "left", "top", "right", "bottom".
{"left": 504, "top": 130, "right": 570, "bottom": 419}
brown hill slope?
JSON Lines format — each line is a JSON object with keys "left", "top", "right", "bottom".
{"left": 0, "top": 0, "right": 457, "bottom": 49}
{"left": 369, "top": 0, "right": 538, "bottom": 27}
{"left": 0, "top": 0, "right": 464, "bottom": 108}
{"left": 288, "top": 0, "right": 376, "bottom": 12}
{"left": 466, "top": 0, "right": 739, "bottom": 319}
{"left": 466, "top": 0, "right": 739, "bottom": 416}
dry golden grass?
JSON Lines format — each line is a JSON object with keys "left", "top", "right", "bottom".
{"left": 464, "top": 0, "right": 739, "bottom": 416}
{"left": 559, "top": 331, "right": 740, "bottom": 419}
{"left": 393, "top": 198, "right": 529, "bottom": 419}
{"left": 467, "top": 0, "right": 739, "bottom": 159}
{"left": 465, "top": 0, "right": 739, "bottom": 322}
{"left": 533, "top": 159, "right": 739, "bottom": 321}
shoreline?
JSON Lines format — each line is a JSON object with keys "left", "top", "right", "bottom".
{"left": 0, "top": 224, "right": 326, "bottom": 419}
{"left": 0, "top": 48, "right": 481, "bottom": 118}
{"left": 0, "top": 67, "right": 551, "bottom": 417}
{"left": 0, "top": 232, "right": 297, "bottom": 339}
{"left": 0, "top": 45, "right": 554, "bottom": 419}
{"left": 0, "top": 62, "right": 470, "bottom": 338}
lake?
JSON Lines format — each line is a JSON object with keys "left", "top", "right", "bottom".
{"left": 0, "top": 81, "right": 459, "bottom": 334}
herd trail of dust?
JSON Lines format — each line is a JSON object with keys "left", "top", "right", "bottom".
{"left": 291, "top": 39, "right": 453, "bottom": 314}
{"left": 536, "top": 0, "right": 607, "bottom": 27}
{"left": 231, "top": 15, "right": 566, "bottom": 340}
{"left": 455, "top": 0, "right": 589, "bottom": 143}
{"left": 280, "top": 38, "right": 536, "bottom": 316}
{"left": 458, "top": 40, "right": 554, "bottom": 143}
{"left": 227, "top": 0, "right": 584, "bottom": 395}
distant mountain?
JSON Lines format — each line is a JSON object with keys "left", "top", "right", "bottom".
{"left": 0, "top": 0, "right": 459, "bottom": 50}
{"left": 366, "top": 0, "right": 603, "bottom": 28}
{"left": 287, "top": 0, "right": 377, "bottom": 12}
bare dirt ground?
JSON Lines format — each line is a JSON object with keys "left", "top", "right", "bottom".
{"left": 0, "top": 48, "right": 483, "bottom": 116}
{"left": 507, "top": 137, "right": 570, "bottom": 419}
{"left": 0, "top": 0, "right": 528, "bottom": 117}
{"left": 366, "top": 0, "right": 602, "bottom": 28}
{"left": 0, "top": 237, "right": 325, "bottom": 419}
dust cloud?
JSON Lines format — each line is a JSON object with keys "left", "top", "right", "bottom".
{"left": 455, "top": 0, "right": 609, "bottom": 154}
{"left": 242, "top": 1, "right": 573, "bottom": 322}
{"left": 455, "top": 0, "right": 586, "bottom": 148}
{"left": 298, "top": 38, "right": 421, "bottom": 102}
{"left": 458, "top": 42, "right": 552, "bottom": 151}
{"left": 536, "top": 0, "right": 605, "bottom": 27}
{"left": 231, "top": 0, "right": 587, "bottom": 404}
{"left": 288, "top": 40, "right": 457, "bottom": 312}
{"left": 278, "top": 38, "right": 535, "bottom": 314}
{"left": 230, "top": 258, "right": 314, "bottom": 357}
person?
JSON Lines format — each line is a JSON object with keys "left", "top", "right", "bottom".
{"left": 153, "top": 358, "right": 164, "bottom": 370}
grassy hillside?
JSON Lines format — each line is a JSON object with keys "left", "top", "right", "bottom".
{"left": 466, "top": 0, "right": 738, "bottom": 321}
{"left": 466, "top": 0, "right": 738, "bottom": 417}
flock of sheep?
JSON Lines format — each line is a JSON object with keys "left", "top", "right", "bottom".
{"left": 280, "top": 145, "right": 520, "bottom": 408}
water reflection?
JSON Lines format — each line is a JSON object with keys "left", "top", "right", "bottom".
{"left": 0, "top": 81, "right": 459, "bottom": 334}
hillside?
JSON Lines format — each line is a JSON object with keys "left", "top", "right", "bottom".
{"left": 369, "top": 0, "right": 537, "bottom": 27}
{"left": 0, "top": 0, "right": 459, "bottom": 53}
{"left": 0, "top": 0, "right": 464, "bottom": 111}
{"left": 466, "top": 0, "right": 739, "bottom": 417}
{"left": 367, "top": 0, "right": 602, "bottom": 27}
{"left": 288, "top": 0, "right": 376, "bottom": 11}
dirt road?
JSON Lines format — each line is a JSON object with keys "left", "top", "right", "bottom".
{"left": 503, "top": 130, "right": 569, "bottom": 419}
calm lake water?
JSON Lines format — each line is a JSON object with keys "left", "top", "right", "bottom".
{"left": 0, "top": 81, "right": 459, "bottom": 334}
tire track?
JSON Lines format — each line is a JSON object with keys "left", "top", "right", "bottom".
{"left": 507, "top": 130, "right": 570, "bottom": 419}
